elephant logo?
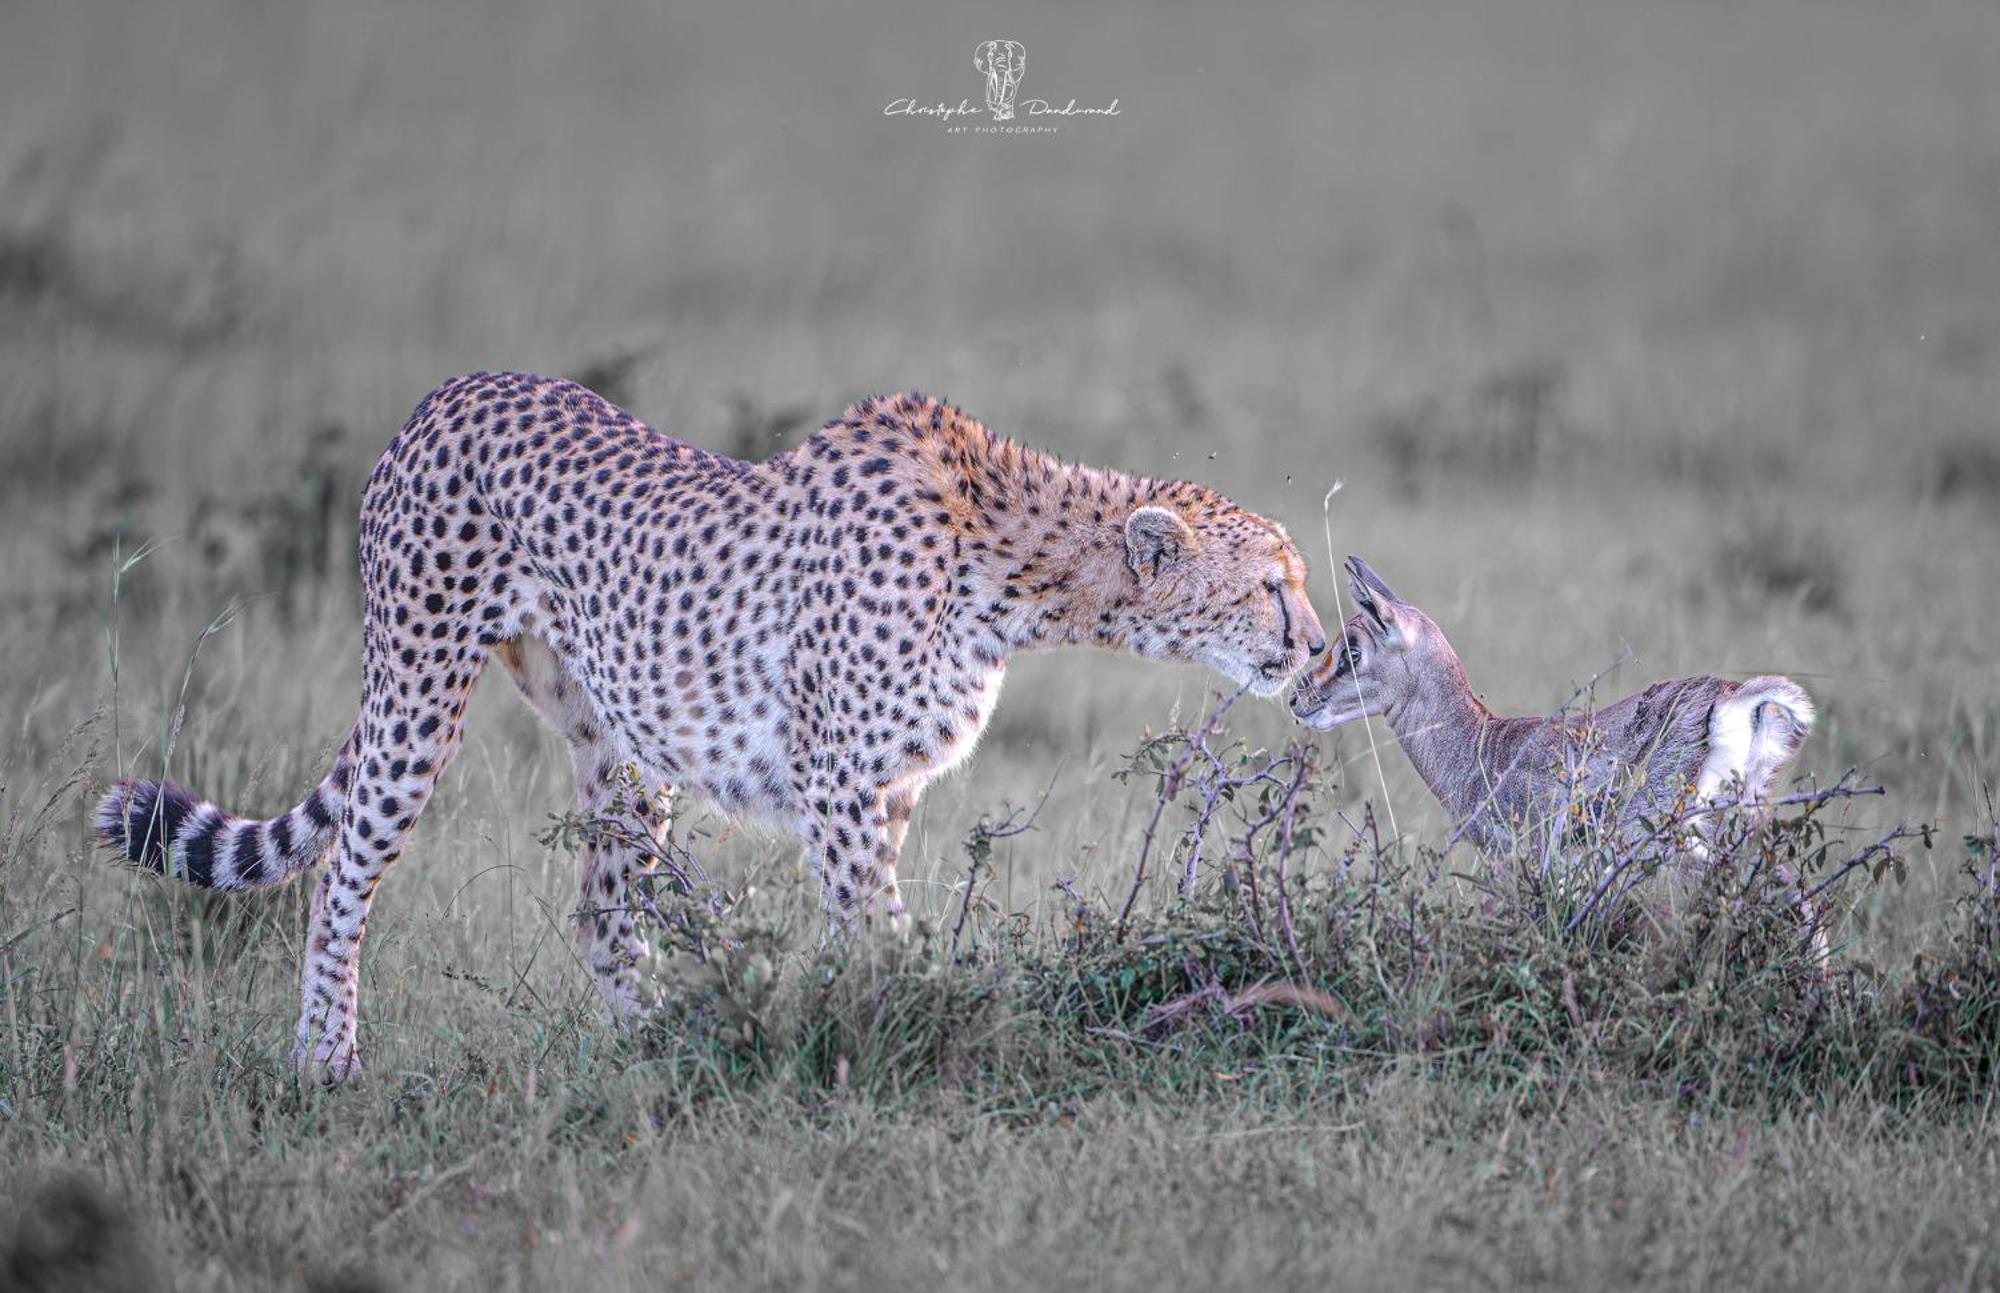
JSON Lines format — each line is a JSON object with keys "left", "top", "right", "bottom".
{"left": 973, "top": 40, "right": 1027, "bottom": 121}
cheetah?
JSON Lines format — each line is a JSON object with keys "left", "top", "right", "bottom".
{"left": 97, "top": 372, "right": 1325, "bottom": 1082}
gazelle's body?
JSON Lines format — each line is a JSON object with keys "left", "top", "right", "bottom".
{"left": 1289, "top": 558, "right": 1816, "bottom": 860}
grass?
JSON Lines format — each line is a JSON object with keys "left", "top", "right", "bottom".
{"left": 4, "top": 0, "right": 2000, "bottom": 1288}
{"left": 5, "top": 719, "right": 2000, "bottom": 1290}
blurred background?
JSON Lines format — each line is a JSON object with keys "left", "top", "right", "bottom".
{"left": 3, "top": 0, "right": 1996, "bottom": 954}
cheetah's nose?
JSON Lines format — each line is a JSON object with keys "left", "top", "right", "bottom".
{"left": 1306, "top": 634, "right": 1328, "bottom": 657}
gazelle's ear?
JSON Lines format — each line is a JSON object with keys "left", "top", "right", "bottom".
{"left": 1347, "top": 555, "right": 1402, "bottom": 606}
{"left": 1345, "top": 555, "right": 1409, "bottom": 647}
{"left": 1124, "top": 505, "right": 1196, "bottom": 586}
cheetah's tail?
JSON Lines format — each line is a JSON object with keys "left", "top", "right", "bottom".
{"left": 95, "top": 727, "right": 360, "bottom": 891}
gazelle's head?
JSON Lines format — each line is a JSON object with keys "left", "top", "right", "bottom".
{"left": 1288, "top": 556, "right": 1450, "bottom": 729}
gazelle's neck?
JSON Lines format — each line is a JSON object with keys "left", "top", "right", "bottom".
{"left": 1382, "top": 646, "right": 1496, "bottom": 824}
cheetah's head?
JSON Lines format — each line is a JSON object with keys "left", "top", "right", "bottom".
{"left": 1118, "top": 498, "right": 1326, "bottom": 697}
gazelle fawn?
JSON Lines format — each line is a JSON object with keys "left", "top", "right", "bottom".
{"left": 1289, "top": 557, "right": 1824, "bottom": 952}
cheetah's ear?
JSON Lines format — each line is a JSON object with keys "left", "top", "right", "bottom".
{"left": 1124, "top": 505, "right": 1196, "bottom": 586}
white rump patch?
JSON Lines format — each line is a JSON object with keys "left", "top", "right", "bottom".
{"left": 1696, "top": 675, "right": 1816, "bottom": 806}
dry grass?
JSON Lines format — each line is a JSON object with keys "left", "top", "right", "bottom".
{"left": 4, "top": 0, "right": 2000, "bottom": 1289}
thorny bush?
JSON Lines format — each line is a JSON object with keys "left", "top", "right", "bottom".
{"left": 532, "top": 703, "right": 1991, "bottom": 1114}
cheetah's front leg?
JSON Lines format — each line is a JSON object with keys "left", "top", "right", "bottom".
{"left": 796, "top": 768, "right": 904, "bottom": 930}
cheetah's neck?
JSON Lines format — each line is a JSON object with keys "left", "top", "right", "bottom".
{"left": 944, "top": 434, "right": 1157, "bottom": 655}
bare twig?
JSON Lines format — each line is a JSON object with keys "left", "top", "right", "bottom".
{"left": 1562, "top": 773, "right": 1895, "bottom": 937}
{"left": 1144, "top": 975, "right": 1348, "bottom": 1036}
{"left": 1271, "top": 753, "right": 1313, "bottom": 980}
{"left": 1181, "top": 742, "right": 1304, "bottom": 894}
{"left": 950, "top": 791, "right": 1051, "bottom": 955}
{"left": 535, "top": 795, "right": 721, "bottom": 959}
{"left": 1116, "top": 688, "right": 1244, "bottom": 935}
{"left": 1802, "top": 822, "right": 1922, "bottom": 904}
{"left": 1051, "top": 876, "right": 1098, "bottom": 937}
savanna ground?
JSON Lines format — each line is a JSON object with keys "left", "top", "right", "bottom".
{"left": 4, "top": 2, "right": 2000, "bottom": 1289}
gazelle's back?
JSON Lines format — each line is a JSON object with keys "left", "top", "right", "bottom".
{"left": 1468, "top": 676, "right": 1744, "bottom": 849}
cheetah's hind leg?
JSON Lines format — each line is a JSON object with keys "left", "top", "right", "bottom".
{"left": 495, "top": 634, "right": 672, "bottom": 1027}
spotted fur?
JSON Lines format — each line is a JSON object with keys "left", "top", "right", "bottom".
{"left": 97, "top": 372, "right": 1323, "bottom": 1081}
